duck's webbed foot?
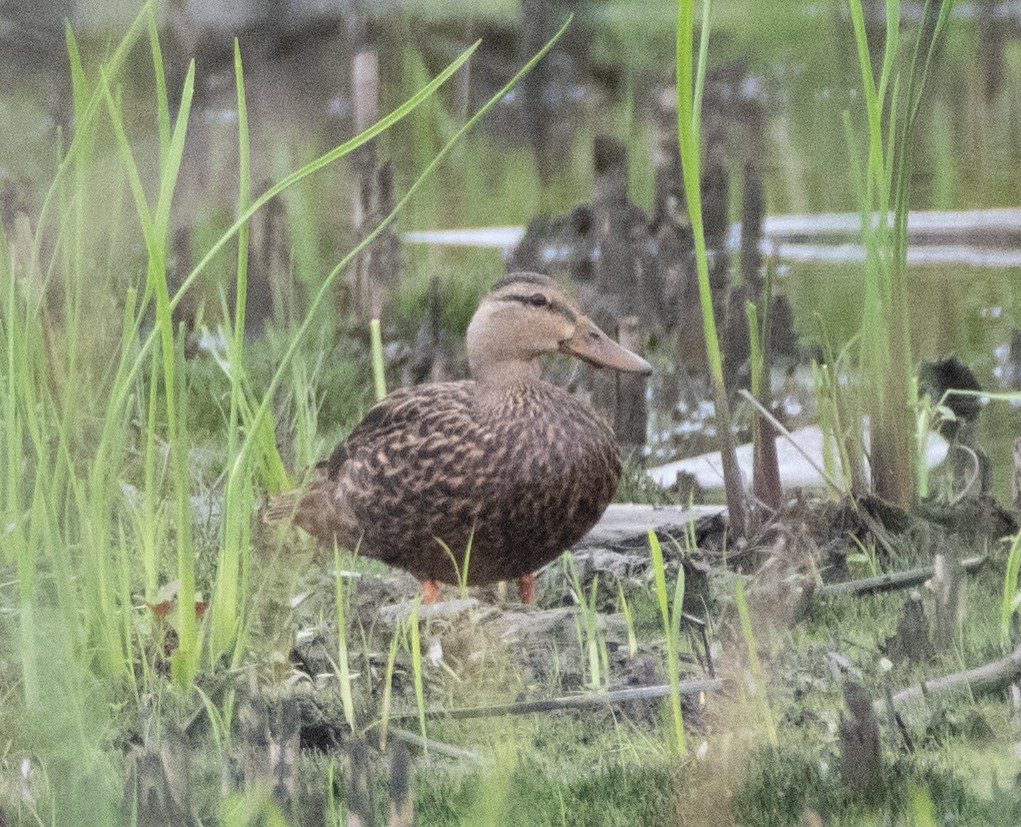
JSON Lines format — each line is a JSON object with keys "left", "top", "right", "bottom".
{"left": 420, "top": 579, "right": 442, "bottom": 604}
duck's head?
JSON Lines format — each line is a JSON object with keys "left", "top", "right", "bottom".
{"left": 466, "top": 272, "right": 653, "bottom": 383}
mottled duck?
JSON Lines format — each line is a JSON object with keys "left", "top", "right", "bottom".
{"left": 266, "top": 272, "right": 652, "bottom": 603}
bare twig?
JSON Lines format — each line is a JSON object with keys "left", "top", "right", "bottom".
{"left": 387, "top": 727, "right": 479, "bottom": 762}
{"left": 387, "top": 678, "right": 725, "bottom": 723}
{"left": 853, "top": 506, "right": 898, "bottom": 559}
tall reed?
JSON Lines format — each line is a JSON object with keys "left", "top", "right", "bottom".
{"left": 676, "top": 0, "right": 747, "bottom": 534}
{"left": 845, "top": 0, "right": 954, "bottom": 507}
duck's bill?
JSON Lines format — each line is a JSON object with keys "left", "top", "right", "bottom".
{"left": 559, "top": 318, "right": 653, "bottom": 374}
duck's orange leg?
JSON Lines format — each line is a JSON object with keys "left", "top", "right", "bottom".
{"left": 420, "top": 579, "right": 442, "bottom": 604}
{"left": 517, "top": 573, "right": 535, "bottom": 605}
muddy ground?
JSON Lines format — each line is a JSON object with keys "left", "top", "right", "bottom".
{"left": 192, "top": 494, "right": 1021, "bottom": 824}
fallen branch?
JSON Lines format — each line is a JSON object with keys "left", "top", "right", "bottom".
{"left": 388, "top": 727, "right": 480, "bottom": 762}
{"left": 388, "top": 678, "right": 725, "bottom": 723}
{"left": 812, "top": 555, "right": 986, "bottom": 599}
{"left": 891, "top": 643, "right": 1021, "bottom": 705}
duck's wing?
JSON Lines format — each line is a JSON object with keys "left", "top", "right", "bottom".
{"left": 321, "top": 381, "right": 474, "bottom": 480}
{"left": 264, "top": 381, "right": 475, "bottom": 545}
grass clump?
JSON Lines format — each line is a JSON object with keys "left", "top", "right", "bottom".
{"left": 844, "top": 0, "right": 955, "bottom": 508}
{"left": 732, "top": 740, "right": 1021, "bottom": 826}
{"left": 416, "top": 756, "right": 679, "bottom": 826}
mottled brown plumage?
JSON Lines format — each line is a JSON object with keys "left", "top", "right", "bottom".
{"left": 266, "top": 272, "right": 651, "bottom": 597}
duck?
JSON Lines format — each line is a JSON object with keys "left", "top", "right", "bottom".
{"left": 266, "top": 272, "right": 652, "bottom": 603}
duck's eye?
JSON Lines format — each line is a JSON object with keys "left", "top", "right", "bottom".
{"left": 528, "top": 293, "right": 548, "bottom": 307}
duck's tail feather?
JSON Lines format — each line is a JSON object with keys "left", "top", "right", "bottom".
{"left": 262, "top": 479, "right": 353, "bottom": 548}
{"left": 262, "top": 488, "right": 304, "bottom": 525}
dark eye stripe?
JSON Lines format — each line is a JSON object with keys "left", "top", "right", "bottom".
{"left": 501, "top": 293, "right": 577, "bottom": 322}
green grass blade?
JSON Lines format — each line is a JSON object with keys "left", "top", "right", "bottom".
{"left": 734, "top": 577, "right": 777, "bottom": 745}
{"left": 176, "top": 40, "right": 480, "bottom": 312}
{"left": 691, "top": 0, "right": 711, "bottom": 131}
{"left": 34, "top": 6, "right": 149, "bottom": 272}
{"left": 64, "top": 21, "right": 89, "bottom": 121}
{"left": 210, "top": 40, "right": 255, "bottom": 661}
{"left": 379, "top": 627, "right": 402, "bottom": 750}
{"left": 334, "top": 548, "right": 356, "bottom": 731}
{"left": 649, "top": 530, "right": 685, "bottom": 757}
{"left": 676, "top": 0, "right": 745, "bottom": 533}
{"left": 229, "top": 39, "right": 252, "bottom": 460}
{"left": 146, "top": 6, "right": 171, "bottom": 159}
{"left": 409, "top": 598, "right": 427, "bottom": 750}
{"left": 153, "top": 60, "right": 196, "bottom": 233}
{"left": 100, "top": 75, "right": 154, "bottom": 246}
{"left": 1001, "top": 531, "right": 1021, "bottom": 646}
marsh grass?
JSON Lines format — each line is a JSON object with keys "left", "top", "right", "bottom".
{"left": 618, "top": 584, "right": 639, "bottom": 657}
{"left": 377, "top": 619, "right": 404, "bottom": 751}
{"left": 408, "top": 597, "right": 428, "bottom": 749}
{"left": 744, "top": 310, "right": 785, "bottom": 516}
{"left": 434, "top": 530, "right": 476, "bottom": 601}
{"left": 675, "top": 0, "right": 748, "bottom": 535}
{"left": 733, "top": 577, "right": 778, "bottom": 747}
{"left": 334, "top": 547, "right": 357, "bottom": 732}
{"left": 0, "top": 3, "right": 577, "bottom": 819}
{"left": 847, "top": 535, "right": 880, "bottom": 578}
{"left": 6, "top": 3, "right": 1019, "bottom": 823}
{"left": 811, "top": 347, "right": 865, "bottom": 498}
{"left": 566, "top": 558, "right": 607, "bottom": 690}
{"left": 845, "top": 0, "right": 955, "bottom": 508}
{"left": 648, "top": 530, "right": 686, "bottom": 757}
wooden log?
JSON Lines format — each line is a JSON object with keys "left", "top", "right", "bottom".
{"left": 891, "top": 643, "right": 1021, "bottom": 705}
{"left": 740, "top": 161, "right": 764, "bottom": 293}
{"left": 805, "top": 554, "right": 986, "bottom": 600}
{"left": 124, "top": 727, "right": 193, "bottom": 827}
{"left": 615, "top": 315, "right": 648, "bottom": 462}
{"left": 363, "top": 162, "right": 402, "bottom": 319}
{"left": 884, "top": 590, "right": 931, "bottom": 663}
{"left": 652, "top": 87, "right": 685, "bottom": 232}
{"left": 701, "top": 162, "right": 729, "bottom": 254}
{"left": 348, "top": 47, "right": 403, "bottom": 321}
{"left": 931, "top": 553, "right": 967, "bottom": 652}
{"left": 387, "top": 742, "right": 414, "bottom": 827}
{"left": 350, "top": 46, "right": 377, "bottom": 320}
{"left": 235, "top": 690, "right": 300, "bottom": 815}
{"left": 268, "top": 699, "right": 300, "bottom": 814}
{"left": 589, "top": 135, "right": 632, "bottom": 422}
{"left": 519, "top": 0, "right": 569, "bottom": 179}
{"left": 388, "top": 727, "right": 479, "bottom": 762}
